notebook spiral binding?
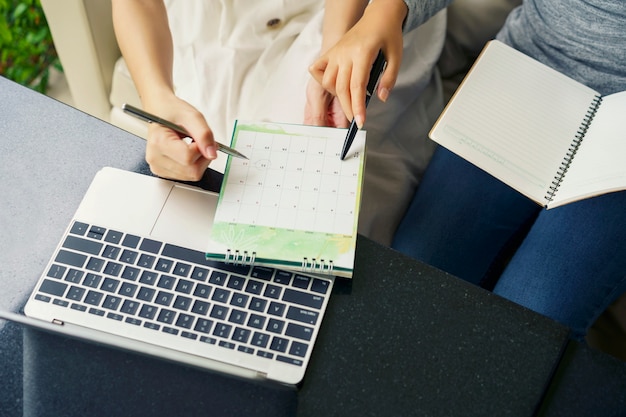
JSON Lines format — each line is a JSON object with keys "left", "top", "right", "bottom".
{"left": 224, "top": 249, "right": 256, "bottom": 265}
{"left": 223, "top": 250, "right": 335, "bottom": 274}
{"left": 302, "top": 258, "right": 334, "bottom": 274}
{"left": 545, "top": 94, "right": 603, "bottom": 203}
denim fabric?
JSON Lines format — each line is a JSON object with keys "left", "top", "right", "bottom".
{"left": 392, "top": 147, "right": 626, "bottom": 339}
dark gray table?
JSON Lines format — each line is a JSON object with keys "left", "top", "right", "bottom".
{"left": 1, "top": 76, "right": 624, "bottom": 416}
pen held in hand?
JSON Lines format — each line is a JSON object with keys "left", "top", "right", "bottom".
{"left": 122, "top": 103, "right": 248, "bottom": 160}
{"left": 340, "top": 51, "right": 387, "bottom": 161}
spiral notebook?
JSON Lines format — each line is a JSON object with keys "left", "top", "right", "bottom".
{"left": 204, "top": 121, "right": 366, "bottom": 278}
{"left": 429, "top": 40, "right": 626, "bottom": 209}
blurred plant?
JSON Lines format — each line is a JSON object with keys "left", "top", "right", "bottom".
{"left": 0, "top": 0, "right": 61, "bottom": 93}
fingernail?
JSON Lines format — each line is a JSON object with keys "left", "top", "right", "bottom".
{"left": 355, "top": 114, "right": 364, "bottom": 129}
{"left": 379, "top": 87, "right": 390, "bottom": 102}
{"left": 206, "top": 144, "right": 217, "bottom": 159}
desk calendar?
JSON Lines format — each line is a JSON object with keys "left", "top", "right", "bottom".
{"left": 205, "top": 121, "right": 366, "bottom": 278}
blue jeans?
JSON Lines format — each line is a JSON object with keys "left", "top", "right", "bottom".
{"left": 392, "top": 146, "right": 626, "bottom": 339}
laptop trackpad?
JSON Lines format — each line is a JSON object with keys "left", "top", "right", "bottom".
{"left": 150, "top": 184, "right": 218, "bottom": 252}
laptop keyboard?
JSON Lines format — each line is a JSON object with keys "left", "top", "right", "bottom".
{"left": 32, "top": 221, "right": 332, "bottom": 368}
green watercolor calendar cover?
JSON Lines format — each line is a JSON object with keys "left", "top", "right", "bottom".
{"left": 205, "top": 121, "right": 366, "bottom": 278}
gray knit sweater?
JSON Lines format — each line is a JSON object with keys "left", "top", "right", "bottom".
{"left": 403, "top": 0, "right": 626, "bottom": 95}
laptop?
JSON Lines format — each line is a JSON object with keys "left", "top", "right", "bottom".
{"left": 15, "top": 167, "right": 334, "bottom": 386}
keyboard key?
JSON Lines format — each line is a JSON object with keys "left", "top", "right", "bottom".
{"left": 155, "top": 258, "right": 174, "bottom": 272}
{"left": 181, "top": 331, "right": 197, "bottom": 340}
{"left": 65, "top": 269, "right": 84, "bottom": 283}
{"left": 191, "top": 300, "right": 210, "bottom": 315}
{"left": 53, "top": 299, "right": 69, "bottom": 307}
{"left": 137, "top": 287, "right": 156, "bottom": 302}
{"left": 247, "top": 314, "right": 266, "bottom": 329}
{"left": 230, "top": 292, "right": 249, "bottom": 308}
{"left": 55, "top": 250, "right": 87, "bottom": 268}
{"left": 125, "top": 317, "right": 142, "bottom": 326}
{"left": 83, "top": 273, "right": 102, "bottom": 288}
{"left": 155, "top": 291, "right": 174, "bottom": 306}
{"left": 228, "top": 309, "right": 247, "bottom": 325}
{"left": 270, "top": 336, "right": 288, "bottom": 353}
{"left": 193, "top": 284, "right": 212, "bottom": 299}
{"left": 69, "top": 221, "right": 89, "bottom": 236}
{"left": 219, "top": 341, "right": 235, "bottom": 350}
{"left": 157, "top": 309, "right": 176, "bottom": 324}
{"left": 210, "top": 305, "right": 228, "bottom": 320}
{"left": 121, "top": 266, "right": 140, "bottom": 281}
{"left": 173, "top": 295, "right": 192, "bottom": 311}
{"left": 245, "top": 280, "right": 264, "bottom": 295}
{"left": 71, "top": 303, "right": 87, "bottom": 312}
{"left": 162, "top": 244, "right": 250, "bottom": 275}
{"left": 39, "top": 279, "right": 67, "bottom": 297}
{"left": 137, "top": 254, "right": 156, "bottom": 269}
{"left": 107, "top": 313, "right": 123, "bottom": 321}
{"left": 209, "top": 271, "right": 227, "bottom": 286}
{"left": 87, "top": 226, "right": 106, "bottom": 240}
{"left": 139, "top": 305, "right": 157, "bottom": 320}
{"left": 102, "top": 295, "right": 122, "bottom": 310}
{"left": 191, "top": 266, "right": 210, "bottom": 281}
{"left": 286, "top": 306, "right": 319, "bottom": 325}
{"left": 104, "top": 261, "right": 122, "bottom": 277}
{"left": 175, "top": 313, "right": 194, "bottom": 329}
{"left": 232, "top": 327, "right": 251, "bottom": 343}
{"left": 173, "top": 262, "right": 191, "bottom": 277}
{"left": 251, "top": 332, "right": 270, "bottom": 348}
{"left": 238, "top": 346, "right": 254, "bottom": 355}
{"left": 104, "top": 229, "right": 123, "bottom": 244}
{"left": 66, "top": 286, "right": 85, "bottom": 301}
{"left": 292, "top": 275, "right": 311, "bottom": 289}
{"left": 122, "top": 234, "right": 140, "bottom": 248}
{"left": 162, "top": 326, "right": 178, "bottom": 335}
{"left": 157, "top": 275, "right": 175, "bottom": 290}
{"left": 84, "top": 290, "right": 103, "bottom": 306}
{"left": 282, "top": 288, "right": 323, "bottom": 309}
{"left": 102, "top": 245, "right": 121, "bottom": 259}
{"left": 101, "top": 277, "right": 120, "bottom": 293}
{"left": 227, "top": 275, "right": 245, "bottom": 290}
{"left": 277, "top": 355, "right": 303, "bottom": 367}
{"left": 268, "top": 301, "right": 286, "bottom": 317}
{"left": 144, "top": 322, "right": 160, "bottom": 331}
{"left": 34, "top": 294, "right": 51, "bottom": 303}
{"left": 119, "top": 282, "right": 138, "bottom": 298}
{"left": 121, "top": 300, "right": 140, "bottom": 315}
{"left": 139, "top": 271, "right": 158, "bottom": 285}
{"left": 63, "top": 235, "right": 103, "bottom": 255}
{"left": 120, "top": 249, "right": 138, "bottom": 264}
{"left": 86, "top": 257, "right": 105, "bottom": 272}
{"left": 285, "top": 323, "right": 313, "bottom": 341}
{"left": 175, "top": 279, "right": 194, "bottom": 294}
{"left": 251, "top": 266, "right": 274, "bottom": 281}
{"left": 249, "top": 297, "right": 267, "bottom": 312}
{"left": 194, "top": 319, "right": 213, "bottom": 334}
{"left": 139, "top": 238, "right": 162, "bottom": 254}
{"left": 212, "top": 288, "right": 230, "bottom": 303}
{"left": 257, "top": 350, "right": 273, "bottom": 359}
{"left": 46, "top": 264, "right": 66, "bottom": 279}
{"left": 264, "top": 284, "right": 282, "bottom": 299}
{"left": 266, "top": 319, "right": 285, "bottom": 334}
{"left": 273, "top": 271, "right": 292, "bottom": 285}
{"left": 213, "top": 323, "right": 232, "bottom": 339}
{"left": 310, "top": 278, "right": 330, "bottom": 294}
{"left": 88, "top": 308, "right": 105, "bottom": 316}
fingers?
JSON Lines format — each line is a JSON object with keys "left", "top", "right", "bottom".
{"left": 145, "top": 119, "right": 214, "bottom": 181}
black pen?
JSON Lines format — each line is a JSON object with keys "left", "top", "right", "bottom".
{"left": 122, "top": 103, "right": 248, "bottom": 159}
{"left": 340, "top": 51, "right": 387, "bottom": 160}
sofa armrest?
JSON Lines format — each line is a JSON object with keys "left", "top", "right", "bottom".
{"left": 41, "top": 0, "right": 120, "bottom": 121}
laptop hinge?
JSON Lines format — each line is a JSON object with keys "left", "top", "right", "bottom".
{"left": 52, "top": 319, "right": 64, "bottom": 326}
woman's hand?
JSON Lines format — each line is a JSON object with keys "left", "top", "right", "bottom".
{"left": 143, "top": 95, "right": 218, "bottom": 181}
{"left": 309, "top": 0, "right": 408, "bottom": 128}
{"left": 304, "top": 77, "right": 350, "bottom": 128}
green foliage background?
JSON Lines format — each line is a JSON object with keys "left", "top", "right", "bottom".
{"left": 0, "top": 0, "right": 61, "bottom": 93}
